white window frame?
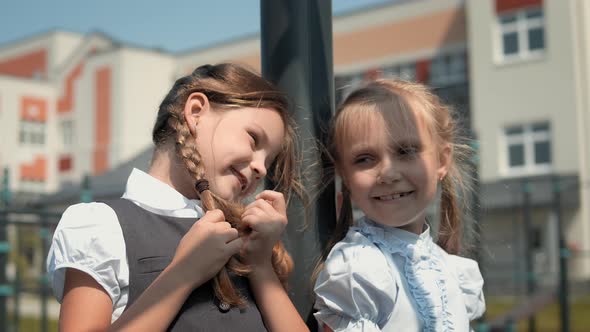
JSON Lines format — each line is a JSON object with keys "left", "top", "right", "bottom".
{"left": 501, "top": 122, "right": 551, "bottom": 176}
{"left": 495, "top": 7, "right": 545, "bottom": 64}
{"left": 19, "top": 178, "right": 45, "bottom": 192}
{"left": 60, "top": 119, "right": 74, "bottom": 147}
{"left": 382, "top": 62, "right": 416, "bottom": 82}
{"left": 19, "top": 120, "right": 46, "bottom": 145}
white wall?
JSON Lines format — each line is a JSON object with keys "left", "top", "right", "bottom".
{"left": 467, "top": 0, "right": 579, "bottom": 182}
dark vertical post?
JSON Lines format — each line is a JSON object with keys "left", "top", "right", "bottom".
{"left": 40, "top": 212, "right": 49, "bottom": 332}
{"left": 0, "top": 167, "right": 11, "bottom": 331}
{"left": 80, "top": 174, "right": 92, "bottom": 203}
{"left": 260, "top": 0, "right": 336, "bottom": 319}
{"left": 522, "top": 178, "right": 536, "bottom": 332}
{"left": 553, "top": 176, "right": 570, "bottom": 332}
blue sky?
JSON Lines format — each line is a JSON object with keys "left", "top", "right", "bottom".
{"left": 0, "top": 0, "right": 392, "bottom": 52}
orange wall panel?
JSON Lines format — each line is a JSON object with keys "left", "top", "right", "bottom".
{"left": 334, "top": 8, "right": 466, "bottom": 67}
{"left": 93, "top": 67, "right": 111, "bottom": 175}
{"left": 20, "top": 97, "right": 48, "bottom": 122}
{"left": 19, "top": 156, "right": 47, "bottom": 181}
{"left": 57, "top": 63, "right": 84, "bottom": 113}
{"left": 0, "top": 49, "right": 47, "bottom": 78}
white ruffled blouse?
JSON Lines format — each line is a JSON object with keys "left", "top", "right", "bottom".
{"left": 314, "top": 217, "right": 485, "bottom": 332}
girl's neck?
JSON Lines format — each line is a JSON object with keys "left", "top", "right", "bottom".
{"left": 373, "top": 216, "right": 426, "bottom": 235}
{"left": 148, "top": 146, "right": 199, "bottom": 200}
{"left": 396, "top": 219, "right": 426, "bottom": 235}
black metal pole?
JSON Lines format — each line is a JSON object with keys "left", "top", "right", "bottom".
{"left": 0, "top": 168, "right": 11, "bottom": 331}
{"left": 260, "top": 0, "right": 336, "bottom": 320}
{"left": 40, "top": 213, "right": 49, "bottom": 332}
{"left": 522, "top": 178, "right": 536, "bottom": 332}
{"left": 553, "top": 176, "right": 570, "bottom": 332}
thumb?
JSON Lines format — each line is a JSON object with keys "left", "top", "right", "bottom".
{"left": 201, "top": 209, "right": 225, "bottom": 223}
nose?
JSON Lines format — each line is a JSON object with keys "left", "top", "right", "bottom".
{"left": 250, "top": 156, "right": 267, "bottom": 180}
{"left": 377, "top": 156, "right": 401, "bottom": 184}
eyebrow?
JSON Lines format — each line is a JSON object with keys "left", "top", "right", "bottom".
{"left": 348, "top": 143, "right": 373, "bottom": 156}
{"left": 252, "top": 123, "right": 270, "bottom": 143}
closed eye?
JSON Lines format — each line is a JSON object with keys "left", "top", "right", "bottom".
{"left": 248, "top": 131, "right": 259, "bottom": 147}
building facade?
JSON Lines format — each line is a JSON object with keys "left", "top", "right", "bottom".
{"left": 0, "top": 0, "right": 588, "bottom": 290}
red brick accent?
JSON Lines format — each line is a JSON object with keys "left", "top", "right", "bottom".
{"left": 58, "top": 155, "right": 73, "bottom": 172}
{"left": 364, "top": 68, "right": 381, "bottom": 81}
{"left": 496, "top": 0, "right": 543, "bottom": 13}
{"left": 416, "top": 60, "right": 431, "bottom": 83}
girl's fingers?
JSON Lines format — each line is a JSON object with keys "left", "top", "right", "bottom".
{"left": 200, "top": 209, "right": 225, "bottom": 224}
{"left": 256, "top": 190, "right": 286, "bottom": 214}
{"left": 222, "top": 227, "right": 239, "bottom": 243}
{"left": 225, "top": 237, "right": 244, "bottom": 255}
{"left": 241, "top": 206, "right": 265, "bottom": 219}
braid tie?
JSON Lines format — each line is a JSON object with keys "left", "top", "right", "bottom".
{"left": 195, "top": 179, "right": 210, "bottom": 194}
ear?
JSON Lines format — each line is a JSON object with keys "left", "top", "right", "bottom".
{"left": 437, "top": 143, "right": 452, "bottom": 180}
{"left": 183, "top": 92, "right": 210, "bottom": 137}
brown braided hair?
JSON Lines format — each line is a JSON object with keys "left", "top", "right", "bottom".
{"left": 152, "top": 63, "right": 304, "bottom": 307}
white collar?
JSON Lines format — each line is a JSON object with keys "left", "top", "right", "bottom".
{"left": 121, "top": 168, "right": 203, "bottom": 219}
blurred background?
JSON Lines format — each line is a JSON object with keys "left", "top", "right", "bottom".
{"left": 0, "top": 0, "right": 589, "bottom": 331}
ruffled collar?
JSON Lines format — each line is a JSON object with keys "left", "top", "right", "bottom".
{"left": 352, "top": 217, "right": 454, "bottom": 332}
{"left": 353, "top": 217, "right": 434, "bottom": 253}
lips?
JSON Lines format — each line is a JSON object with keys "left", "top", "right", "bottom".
{"left": 372, "top": 190, "right": 414, "bottom": 201}
{"left": 230, "top": 167, "right": 249, "bottom": 192}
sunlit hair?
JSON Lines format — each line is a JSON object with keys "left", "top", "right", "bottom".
{"left": 320, "top": 79, "right": 473, "bottom": 268}
{"left": 152, "top": 63, "right": 304, "bottom": 307}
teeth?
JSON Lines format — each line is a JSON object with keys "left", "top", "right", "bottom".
{"left": 377, "top": 191, "right": 411, "bottom": 200}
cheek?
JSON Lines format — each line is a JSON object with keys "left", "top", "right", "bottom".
{"left": 346, "top": 171, "right": 374, "bottom": 193}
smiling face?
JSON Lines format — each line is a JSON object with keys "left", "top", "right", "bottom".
{"left": 336, "top": 101, "right": 449, "bottom": 233}
{"left": 192, "top": 103, "right": 285, "bottom": 202}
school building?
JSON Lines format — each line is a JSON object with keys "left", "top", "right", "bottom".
{"left": 0, "top": 0, "right": 588, "bottom": 292}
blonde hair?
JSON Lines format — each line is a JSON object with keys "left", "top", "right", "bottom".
{"left": 152, "top": 63, "right": 304, "bottom": 307}
{"left": 323, "top": 79, "right": 473, "bottom": 261}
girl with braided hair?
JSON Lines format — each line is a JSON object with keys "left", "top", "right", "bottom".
{"left": 47, "top": 63, "right": 309, "bottom": 331}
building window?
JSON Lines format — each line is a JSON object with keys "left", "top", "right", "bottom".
{"left": 503, "top": 122, "right": 551, "bottom": 175}
{"left": 60, "top": 119, "right": 74, "bottom": 146}
{"left": 497, "top": 7, "right": 545, "bottom": 62}
{"left": 382, "top": 62, "right": 416, "bottom": 82}
{"left": 19, "top": 179, "right": 45, "bottom": 192}
{"left": 19, "top": 121, "right": 45, "bottom": 145}
{"left": 429, "top": 52, "right": 467, "bottom": 86}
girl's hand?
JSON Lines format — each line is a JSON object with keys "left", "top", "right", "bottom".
{"left": 241, "top": 190, "right": 288, "bottom": 267}
{"left": 171, "top": 209, "right": 243, "bottom": 288}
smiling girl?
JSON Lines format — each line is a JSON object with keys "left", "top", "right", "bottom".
{"left": 314, "top": 79, "right": 485, "bottom": 331}
{"left": 47, "top": 63, "right": 309, "bottom": 332}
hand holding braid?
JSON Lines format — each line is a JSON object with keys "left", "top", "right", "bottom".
{"left": 151, "top": 63, "right": 302, "bottom": 308}
{"left": 174, "top": 118, "right": 292, "bottom": 308}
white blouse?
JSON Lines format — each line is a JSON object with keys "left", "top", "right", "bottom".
{"left": 46, "top": 168, "right": 204, "bottom": 322}
{"left": 314, "top": 217, "right": 485, "bottom": 332}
